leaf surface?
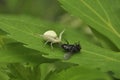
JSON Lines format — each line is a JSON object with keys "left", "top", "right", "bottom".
{"left": 59, "top": 0, "right": 120, "bottom": 49}
{"left": 48, "top": 66, "right": 112, "bottom": 80}
{"left": 0, "top": 43, "right": 55, "bottom": 63}
{"left": 0, "top": 15, "right": 120, "bottom": 78}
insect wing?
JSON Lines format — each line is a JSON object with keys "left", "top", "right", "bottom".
{"left": 64, "top": 52, "right": 73, "bottom": 60}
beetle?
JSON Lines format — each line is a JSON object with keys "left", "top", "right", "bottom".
{"left": 61, "top": 41, "right": 81, "bottom": 59}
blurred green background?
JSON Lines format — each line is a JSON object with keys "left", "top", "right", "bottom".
{"left": 0, "top": 0, "right": 83, "bottom": 27}
{"left": 0, "top": 0, "right": 64, "bottom": 21}
{"left": 0, "top": 0, "right": 100, "bottom": 48}
{"left": 0, "top": 1, "right": 119, "bottom": 80}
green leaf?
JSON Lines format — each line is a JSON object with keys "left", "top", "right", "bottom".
{"left": 7, "top": 63, "right": 41, "bottom": 80}
{"left": 0, "top": 64, "right": 9, "bottom": 80}
{"left": 45, "top": 29, "right": 120, "bottom": 78}
{"left": 40, "top": 63, "right": 56, "bottom": 80}
{"left": 0, "top": 15, "right": 120, "bottom": 78}
{"left": 59, "top": 0, "right": 120, "bottom": 49}
{"left": 90, "top": 27, "right": 119, "bottom": 51}
{"left": 0, "top": 71, "right": 9, "bottom": 80}
{"left": 48, "top": 66, "right": 112, "bottom": 80}
{"left": 41, "top": 62, "right": 76, "bottom": 80}
{"left": 0, "top": 43, "right": 55, "bottom": 63}
{"left": 0, "top": 15, "right": 64, "bottom": 55}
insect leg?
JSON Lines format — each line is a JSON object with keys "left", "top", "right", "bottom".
{"left": 65, "top": 39, "right": 69, "bottom": 44}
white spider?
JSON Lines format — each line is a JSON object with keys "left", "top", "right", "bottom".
{"left": 40, "top": 29, "right": 65, "bottom": 48}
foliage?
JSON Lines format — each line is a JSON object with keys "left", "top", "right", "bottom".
{"left": 0, "top": 0, "right": 120, "bottom": 80}
{"left": 48, "top": 66, "right": 111, "bottom": 80}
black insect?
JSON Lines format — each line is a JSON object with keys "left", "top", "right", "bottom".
{"left": 61, "top": 41, "right": 81, "bottom": 59}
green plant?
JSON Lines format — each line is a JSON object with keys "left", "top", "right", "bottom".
{"left": 0, "top": 0, "right": 120, "bottom": 80}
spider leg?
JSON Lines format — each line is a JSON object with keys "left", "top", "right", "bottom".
{"left": 40, "top": 34, "right": 44, "bottom": 37}
{"left": 50, "top": 42, "right": 53, "bottom": 49}
{"left": 59, "top": 29, "right": 65, "bottom": 40}
{"left": 44, "top": 40, "right": 49, "bottom": 45}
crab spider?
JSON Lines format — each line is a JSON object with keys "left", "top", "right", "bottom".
{"left": 40, "top": 29, "right": 65, "bottom": 48}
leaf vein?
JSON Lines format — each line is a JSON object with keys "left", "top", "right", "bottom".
{"left": 81, "top": 0, "right": 120, "bottom": 37}
{"left": 83, "top": 49, "right": 120, "bottom": 63}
